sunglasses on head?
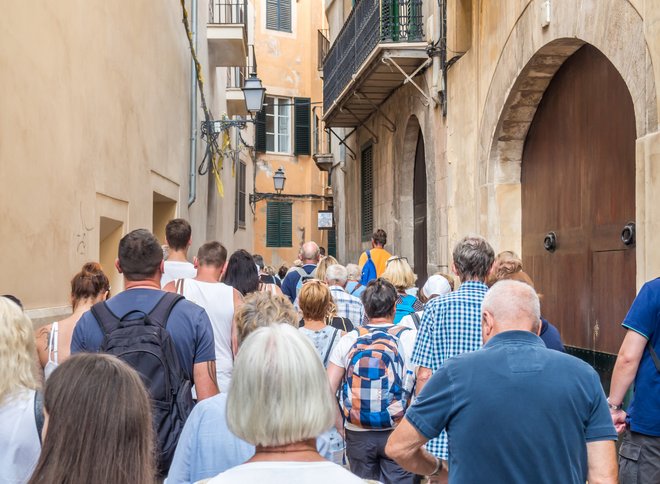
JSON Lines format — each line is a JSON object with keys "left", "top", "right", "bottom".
{"left": 386, "top": 256, "right": 408, "bottom": 265}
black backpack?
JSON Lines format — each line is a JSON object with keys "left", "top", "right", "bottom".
{"left": 90, "top": 292, "right": 194, "bottom": 476}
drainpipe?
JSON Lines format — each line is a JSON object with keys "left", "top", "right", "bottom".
{"left": 188, "top": 0, "right": 198, "bottom": 207}
{"left": 430, "top": 0, "right": 444, "bottom": 106}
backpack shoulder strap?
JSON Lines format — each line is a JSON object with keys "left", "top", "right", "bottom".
{"left": 34, "top": 390, "right": 44, "bottom": 444}
{"left": 388, "top": 324, "right": 411, "bottom": 338}
{"left": 366, "top": 250, "right": 372, "bottom": 260}
{"left": 294, "top": 267, "right": 308, "bottom": 278}
{"left": 323, "top": 328, "right": 340, "bottom": 367}
{"left": 647, "top": 341, "right": 660, "bottom": 373}
{"left": 90, "top": 301, "right": 121, "bottom": 336}
{"left": 410, "top": 312, "right": 421, "bottom": 330}
{"left": 349, "top": 283, "right": 361, "bottom": 295}
{"left": 149, "top": 292, "right": 185, "bottom": 329}
{"left": 174, "top": 278, "right": 185, "bottom": 295}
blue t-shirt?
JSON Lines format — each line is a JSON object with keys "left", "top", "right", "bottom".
{"left": 622, "top": 278, "right": 660, "bottom": 436}
{"left": 405, "top": 330, "right": 616, "bottom": 484}
{"left": 540, "top": 318, "right": 565, "bottom": 352}
{"left": 281, "top": 264, "right": 316, "bottom": 303}
{"left": 71, "top": 289, "right": 216, "bottom": 379}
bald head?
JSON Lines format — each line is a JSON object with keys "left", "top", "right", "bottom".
{"left": 300, "top": 242, "right": 320, "bottom": 263}
{"left": 481, "top": 280, "right": 541, "bottom": 342}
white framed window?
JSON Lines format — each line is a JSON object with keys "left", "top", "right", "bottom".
{"left": 265, "top": 96, "right": 291, "bottom": 153}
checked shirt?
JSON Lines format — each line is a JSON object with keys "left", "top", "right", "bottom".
{"left": 330, "top": 286, "right": 365, "bottom": 327}
{"left": 411, "top": 280, "right": 488, "bottom": 459}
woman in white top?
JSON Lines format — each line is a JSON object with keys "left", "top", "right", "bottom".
{"left": 35, "top": 262, "right": 110, "bottom": 379}
{"left": 0, "top": 296, "right": 42, "bottom": 484}
{"left": 206, "top": 324, "right": 369, "bottom": 484}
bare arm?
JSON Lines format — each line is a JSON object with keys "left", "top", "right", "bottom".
{"left": 35, "top": 324, "right": 51, "bottom": 369}
{"left": 385, "top": 417, "right": 442, "bottom": 477}
{"left": 327, "top": 363, "right": 346, "bottom": 437}
{"left": 416, "top": 366, "right": 433, "bottom": 395}
{"left": 162, "top": 281, "right": 177, "bottom": 293}
{"left": 609, "top": 329, "right": 646, "bottom": 432}
{"left": 193, "top": 360, "right": 219, "bottom": 400}
{"left": 230, "top": 289, "right": 244, "bottom": 358}
{"left": 586, "top": 440, "right": 618, "bottom": 483}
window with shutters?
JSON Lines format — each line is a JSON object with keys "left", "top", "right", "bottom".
{"left": 266, "top": 201, "right": 292, "bottom": 247}
{"left": 294, "top": 97, "right": 310, "bottom": 156}
{"left": 361, "top": 145, "right": 373, "bottom": 242}
{"left": 265, "top": 96, "right": 291, "bottom": 153}
{"left": 266, "top": 0, "right": 292, "bottom": 33}
{"left": 234, "top": 160, "right": 246, "bottom": 231}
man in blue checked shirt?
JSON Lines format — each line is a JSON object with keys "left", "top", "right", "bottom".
{"left": 326, "top": 263, "right": 365, "bottom": 326}
{"left": 411, "top": 235, "right": 495, "bottom": 481}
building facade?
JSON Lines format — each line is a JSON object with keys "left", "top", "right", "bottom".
{"left": 0, "top": 0, "right": 256, "bottom": 324}
{"left": 326, "top": 0, "right": 660, "bottom": 373}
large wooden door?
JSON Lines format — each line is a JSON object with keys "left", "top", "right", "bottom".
{"left": 522, "top": 45, "right": 636, "bottom": 356}
{"left": 414, "top": 129, "right": 428, "bottom": 287}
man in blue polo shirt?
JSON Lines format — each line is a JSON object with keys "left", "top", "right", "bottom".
{"left": 386, "top": 280, "right": 618, "bottom": 483}
{"left": 609, "top": 278, "right": 660, "bottom": 483}
{"left": 281, "top": 241, "right": 320, "bottom": 303}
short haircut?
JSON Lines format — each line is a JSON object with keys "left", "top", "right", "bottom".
{"left": 197, "top": 241, "right": 227, "bottom": 267}
{"left": 277, "top": 265, "right": 289, "bottom": 280}
{"left": 234, "top": 291, "right": 298, "bottom": 347}
{"left": 372, "top": 229, "right": 387, "bottom": 247}
{"left": 165, "top": 218, "right": 192, "bottom": 251}
{"left": 490, "top": 250, "right": 523, "bottom": 285}
{"left": 361, "top": 278, "right": 397, "bottom": 319}
{"left": 252, "top": 254, "right": 265, "bottom": 269}
{"left": 117, "top": 229, "right": 163, "bottom": 281}
{"left": 452, "top": 235, "right": 495, "bottom": 281}
{"left": 325, "top": 264, "right": 348, "bottom": 285}
{"left": 70, "top": 262, "right": 110, "bottom": 311}
{"left": 381, "top": 256, "right": 417, "bottom": 292}
{"left": 300, "top": 242, "right": 320, "bottom": 262}
{"left": 227, "top": 324, "right": 334, "bottom": 447}
{"left": 299, "top": 280, "right": 333, "bottom": 321}
{"left": 482, "top": 280, "right": 541, "bottom": 333}
{"left": 346, "top": 263, "right": 361, "bottom": 281}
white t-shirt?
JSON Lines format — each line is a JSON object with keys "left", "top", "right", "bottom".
{"left": 178, "top": 279, "right": 235, "bottom": 392}
{"left": 205, "top": 461, "right": 370, "bottom": 483}
{"left": 0, "top": 388, "right": 41, "bottom": 484}
{"left": 398, "top": 310, "right": 423, "bottom": 331}
{"left": 329, "top": 323, "right": 417, "bottom": 431}
{"left": 161, "top": 260, "right": 197, "bottom": 287}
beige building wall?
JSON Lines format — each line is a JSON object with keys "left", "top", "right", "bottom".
{"left": 252, "top": 0, "right": 332, "bottom": 268}
{"left": 0, "top": 1, "right": 253, "bottom": 324}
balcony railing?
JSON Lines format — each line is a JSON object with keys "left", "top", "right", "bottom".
{"left": 227, "top": 45, "right": 257, "bottom": 89}
{"left": 318, "top": 29, "right": 330, "bottom": 71}
{"left": 209, "top": 0, "right": 246, "bottom": 24}
{"left": 323, "top": 0, "right": 424, "bottom": 111}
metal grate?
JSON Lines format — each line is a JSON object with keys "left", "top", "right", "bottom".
{"left": 318, "top": 29, "right": 330, "bottom": 70}
{"left": 208, "top": 0, "right": 246, "bottom": 24}
{"left": 361, "top": 145, "right": 374, "bottom": 241}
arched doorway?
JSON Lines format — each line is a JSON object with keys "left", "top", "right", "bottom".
{"left": 413, "top": 129, "right": 427, "bottom": 286}
{"left": 522, "top": 45, "right": 636, "bottom": 364}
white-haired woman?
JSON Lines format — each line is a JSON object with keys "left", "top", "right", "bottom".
{"left": 206, "top": 324, "right": 368, "bottom": 483}
{"left": 0, "top": 297, "right": 42, "bottom": 483}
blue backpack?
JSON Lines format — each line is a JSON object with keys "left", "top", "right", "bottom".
{"left": 360, "top": 250, "right": 378, "bottom": 285}
{"left": 394, "top": 294, "right": 419, "bottom": 324}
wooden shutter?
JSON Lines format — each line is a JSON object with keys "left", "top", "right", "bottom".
{"left": 266, "top": 0, "right": 279, "bottom": 30}
{"left": 255, "top": 108, "right": 267, "bottom": 152}
{"left": 361, "top": 145, "right": 373, "bottom": 241}
{"left": 238, "top": 161, "right": 246, "bottom": 227}
{"left": 267, "top": 202, "right": 292, "bottom": 247}
{"left": 294, "top": 97, "right": 311, "bottom": 156}
{"left": 279, "top": 0, "right": 292, "bottom": 32}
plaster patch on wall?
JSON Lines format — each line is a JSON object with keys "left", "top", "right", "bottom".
{"left": 266, "top": 38, "right": 281, "bottom": 57}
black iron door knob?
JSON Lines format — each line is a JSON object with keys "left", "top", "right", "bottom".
{"left": 544, "top": 232, "right": 557, "bottom": 252}
{"left": 621, "top": 222, "right": 636, "bottom": 246}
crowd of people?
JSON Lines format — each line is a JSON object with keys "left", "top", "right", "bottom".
{"left": 1, "top": 218, "right": 657, "bottom": 483}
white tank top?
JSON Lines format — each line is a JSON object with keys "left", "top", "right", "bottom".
{"left": 176, "top": 279, "right": 235, "bottom": 392}
{"left": 44, "top": 322, "right": 59, "bottom": 380}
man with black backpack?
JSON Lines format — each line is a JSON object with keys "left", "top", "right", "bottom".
{"left": 281, "top": 241, "right": 320, "bottom": 303}
{"left": 71, "top": 229, "right": 218, "bottom": 477}
{"left": 327, "top": 278, "right": 417, "bottom": 483}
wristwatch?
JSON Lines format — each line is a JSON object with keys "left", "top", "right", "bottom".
{"left": 607, "top": 398, "right": 623, "bottom": 411}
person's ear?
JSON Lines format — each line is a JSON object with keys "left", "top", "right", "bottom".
{"left": 536, "top": 318, "right": 542, "bottom": 336}
{"left": 482, "top": 310, "right": 495, "bottom": 341}
{"left": 451, "top": 263, "right": 459, "bottom": 277}
{"left": 159, "top": 260, "right": 165, "bottom": 274}
{"left": 187, "top": 237, "right": 192, "bottom": 247}
{"left": 115, "top": 259, "right": 123, "bottom": 274}
{"left": 193, "top": 257, "right": 199, "bottom": 269}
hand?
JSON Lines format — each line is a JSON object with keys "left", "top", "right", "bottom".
{"left": 610, "top": 408, "right": 627, "bottom": 434}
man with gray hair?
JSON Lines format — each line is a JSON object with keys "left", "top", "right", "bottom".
{"left": 281, "top": 241, "right": 321, "bottom": 303}
{"left": 386, "top": 281, "right": 618, "bottom": 483}
{"left": 345, "top": 263, "right": 366, "bottom": 298}
{"left": 326, "top": 264, "right": 365, "bottom": 326}
{"left": 411, "top": 235, "right": 494, "bottom": 473}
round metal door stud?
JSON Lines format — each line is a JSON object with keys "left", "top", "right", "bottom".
{"left": 544, "top": 232, "right": 557, "bottom": 252}
{"left": 621, "top": 222, "right": 636, "bottom": 246}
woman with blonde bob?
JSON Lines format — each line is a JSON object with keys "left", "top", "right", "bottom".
{"left": 207, "top": 324, "right": 365, "bottom": 483}
{"left": 381, "top": 256, "right": 424, "bottom": 323}
{"left": 0, "top": 297, "right": 41, "bottom": 483}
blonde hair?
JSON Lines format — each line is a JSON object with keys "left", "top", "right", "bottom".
{"left": 381, "top": 256, "right": 417, "bottom": 292}
{"left": 0, "top": 297, "right": 39, "bottom": 404}
{"left": 234, "top": 292, "right": 298, "bottom": 347}
{"left": 227, "top": 324, "right": 334, "bottom": 446}
{"left": 299, "top": 280, "right": 333, "bottom": 321}
{"left": 313, "top": 255, "right": 338, "bottom": 283}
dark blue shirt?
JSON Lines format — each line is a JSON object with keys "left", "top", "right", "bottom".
{"left": 622, "top": 278, "right": 660, "bottom": 436}
{"left": 281, "top": 264, "right": 316, "bottom": 303}
{"left": 405, "top": 330, "right": 616, "bottom": 484}
{"left": 71, "top": 288, "right": 216, "bottom": 379}
{"left": 540, "top": 318, "right": 565, "bottom": 352}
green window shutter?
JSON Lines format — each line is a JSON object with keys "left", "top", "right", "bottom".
{"left": 294, "top": 97, "right": 311, "bottom": 156}
{"left": 361, "top": 145, "right": 374, "bottom": 241}
{"left": 267, "top": 201, "right": 292, "bottom": 247}
{"left": 255, "top": 108, "right": 267, "bottom": 152}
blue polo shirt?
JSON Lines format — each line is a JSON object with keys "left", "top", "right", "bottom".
{"left": 622, "top": 278, "right": 660, "bottom": 436}
{"left": 405, "top": 330, "right": 616, "bottom": 484}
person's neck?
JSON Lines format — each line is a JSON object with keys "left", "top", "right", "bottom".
{"left": 302, "top": 260, "right": 316, "bottom": 266}
{"left": 167, "top": 250, "right": 189, "bottom": 263}
{"left": 302, "top": 318, "right": 327, "bottom": 331}
{"left": 195, "top": 267, "right": 222, "bottom": 283}
{"left": 71, "top": 299, "right": 95, "bottom": 316}
{"left": 250, "top": 439, "right": 323, "bottom": 463}
{"left": 460, "top": 276, "right": 485, "bottom": 283}
{"left": 124, "top": 279, "right": 161, "bottom": 290}
{"left": 368, "top": 316, "right": 393, "bottom": 325}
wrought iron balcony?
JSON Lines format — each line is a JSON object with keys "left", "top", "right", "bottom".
{"left": 323, "top": 0, "right": 426, "bottom": 127}
{"left": 207, "top": 0, "right": 248, "bottom": 67}
{"left": 209, "top": 0, "right": 246, "bottom": 24}
{"left": 226, "top": 45, "right": 257, "bottom": 116}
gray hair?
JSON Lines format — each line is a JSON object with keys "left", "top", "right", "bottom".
{"left": 226, "top": 324, "right": 334, "bottom": 446}
{"left": 325, "top": 264, "right": 348, "bottom": 284}
{"left": 346, "top": 263, "right": 361, "bottom": 281}
{"left": 300, "top": 241, "right": 320, "bottom": 262}
{"left": 452, "top": 235, "right": 495, "bottom": 281}
{"left": 482, "top": 280, "right": 541, "bottom": 332}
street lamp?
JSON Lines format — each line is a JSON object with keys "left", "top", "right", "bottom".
{"left": 250, "top": 166, "right": 287, "bottom": 211}
{"left": 203, "top": 73, "right": 266, "bottom": 133}
{"left": 273, "top": 167, "right": 286, "bottom": 194}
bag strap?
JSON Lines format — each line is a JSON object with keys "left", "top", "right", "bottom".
{"left": 34, "top": 390, "right": 44, "bottom": 444}
{"left": 148, "top": 292, "right": 184, "bottom": 329}
{"left": 90, "top": 301, "right": 121, "bottom": 336}
{"left": 410, "top": 312, "right": 421, "bottom": 330}
{"left": 388, "top": 324, "right": 411, "bottom": 338}
{"left": 175, "top": 278, "right": 185, "bottom": 295}
{"left": 366, "top": 250, "right": 372, "bottom": 260}
{"left": 323, "top": 328, "right": 340, "bottom": 367}
{"left": 647, "top": 341, "right": 660, "bottom": 373}
{"left": 349, "top": 283, "right": 362, "bottom": 295}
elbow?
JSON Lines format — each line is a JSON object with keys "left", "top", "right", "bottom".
{"left": 384, "top": 432, "right": 409, "bottom": 465}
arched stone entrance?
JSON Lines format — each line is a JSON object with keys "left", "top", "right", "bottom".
{"left": 413, "top": 129, "right": 428, "bottom": 286}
